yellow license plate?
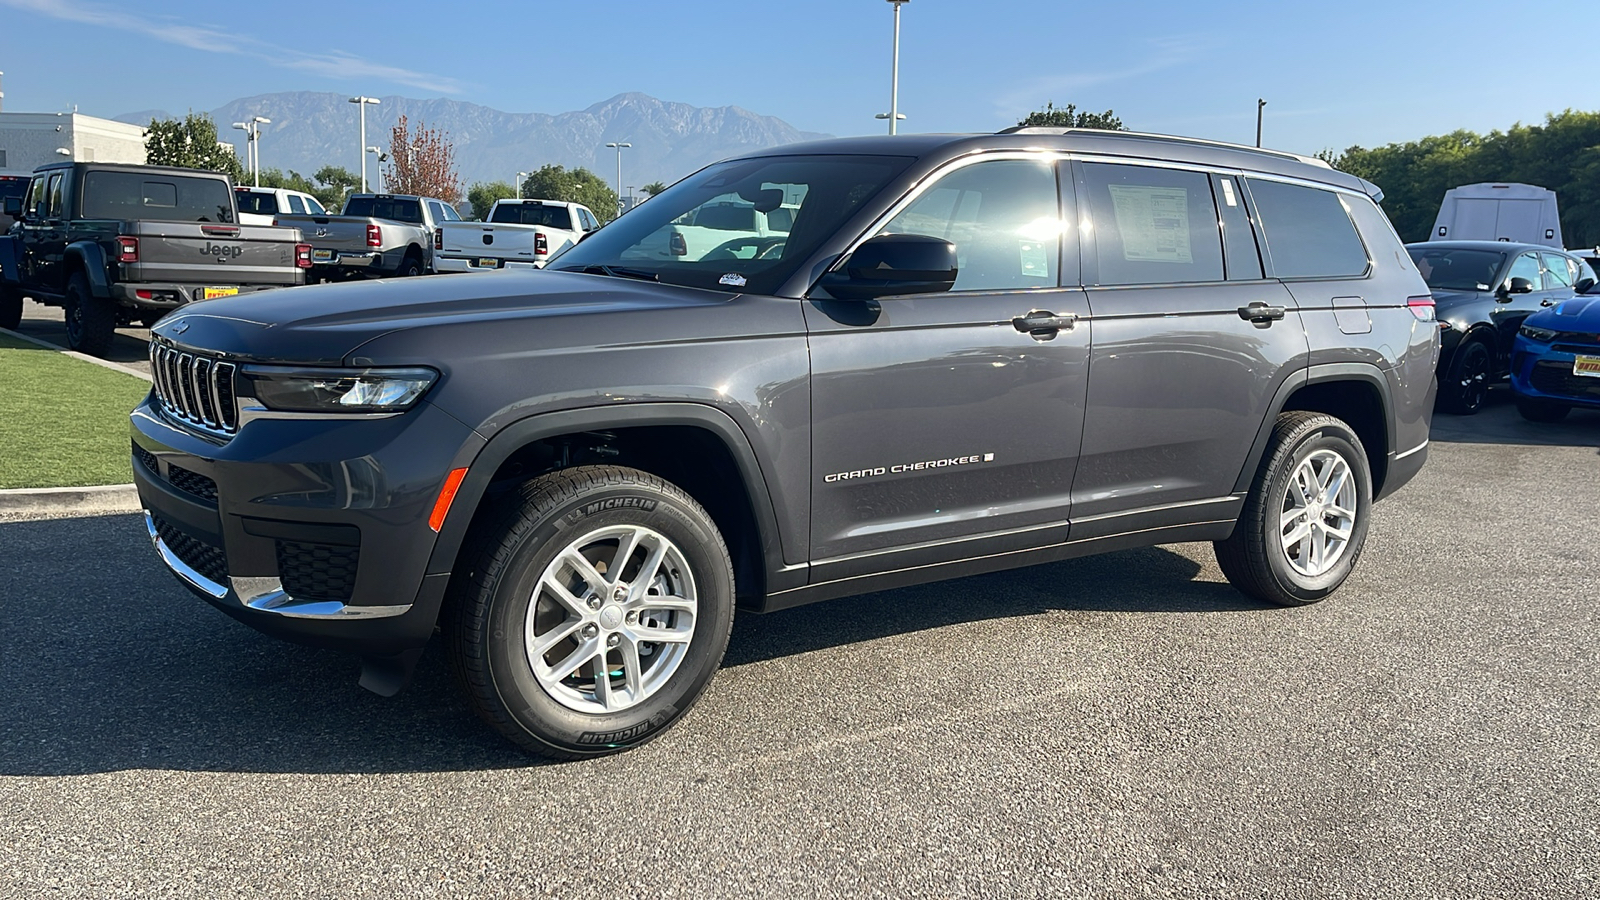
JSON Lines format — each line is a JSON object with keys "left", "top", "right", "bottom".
{"left": 475, "top": 258, "right": 500, "bottom": 268}
{"left": 1575, "top": 355, "right": 1600, "bottom": 377}
{"left": 202, "top": 287, "right": 238, "bottom": 300}
{"left": 312, "top": 249, "right": 335, "bottom": 263}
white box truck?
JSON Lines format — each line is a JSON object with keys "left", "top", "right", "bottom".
{"left": 1428, "top": 183, "right": 1563, "bottom": 247}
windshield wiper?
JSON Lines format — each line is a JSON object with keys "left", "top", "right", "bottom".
{"left": 574, "top": 264, "right": 659, "bottom": 282}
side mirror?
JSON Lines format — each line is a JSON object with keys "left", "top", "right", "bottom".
{"left": 1576, "top": 277, "right": 1597, "bottom": 294}
{"left": 1497, "top": 276, "right": 1535, "bottom": 301}
{"left": 2, "top": 197, "right": 19, "bottom": 218}
{"left": 816, "top": 234, "right": 958, "bottom": 300}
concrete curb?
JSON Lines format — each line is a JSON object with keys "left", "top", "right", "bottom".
{"left": 0, "top": 484, "right": 142, "bottom": 516}
{"left": 0, "top": 326, "right": 152, "bottom": 382}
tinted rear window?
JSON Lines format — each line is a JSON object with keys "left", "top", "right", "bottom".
{"left": 491, "top": 204, "right": 572, "bottom": 229}
{"left": 342, "top": 196, "right": 423, "bottom": 223}
{"left": 694, "top": 205, "right": 760, "bottom": 231}
{"left": 1247, "top": 179, "right": 1369, "bottom": 279}
{"left": 235, "top": 190, "right": 279, "bottom": 215}
{"left": 82, "top": 171, "right": 235, "bottom": 223}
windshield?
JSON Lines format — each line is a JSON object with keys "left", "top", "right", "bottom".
{"left": 234, "top": 190, "right": 278, "bottom": 215}
{"left": 491, "top": 203, "right": 573, "bottom": 229}
{"left": 551, "top": 154, "right": 913, "bottom": 293}
{"left": 82, "top": 171, "right": 235, "bottom": 223}
{"left": 1408, "top": 247, "right": 1506, "bottom": 292}
{"left": 342, "top": 196, "right": 423, "bottom": 223}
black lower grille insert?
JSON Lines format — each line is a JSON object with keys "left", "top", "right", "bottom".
{"left": 133, "top": 443, "right": 158, "bottom": 475}
{"left": 167, "top": 465, "right": 219, "bottom": 504}
{"left": 152, "top": 513, "right": 229, "bottom": 587}
{"left": 1530, "top": 362, "right": 1600, "bottom": 401}
{"left": 276, "top": 540, "right": 360, "bottom": 604}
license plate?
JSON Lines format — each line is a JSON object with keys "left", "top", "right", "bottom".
{"left": 1575, "top": 355, "right": 1600, "bottom": 377}
{"left": 202, "top": 287, "right": 238, "bottom": 300}
{"left": 312, "top": 249, "right": 334, "bottom": 263}
{"left": 475, "top": 258, "right": 501, "bottom": 268}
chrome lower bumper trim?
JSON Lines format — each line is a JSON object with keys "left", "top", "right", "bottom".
{"left": 144, "top": 511, "right": 411, "bottom": 620}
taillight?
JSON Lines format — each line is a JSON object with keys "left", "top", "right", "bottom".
{"left": 367, "top": 223, "right": 381, "bottom": 248}
{"left": 294, "top": 243, "right": 313, "bottom": 268}
{"left": 433, "top": 228, "right": 443, "bottom": 250}
{"left": 1407, "top": 294, "right": 1436, "bottom": 321}
{"left": 534, "top": 232, "right": 548, "bottom": 256}
{"left": 669, "top": 232, "right": 687, "bottom": 256}
{"left": 116, "top": 236, "right": 138, "bottom": 264}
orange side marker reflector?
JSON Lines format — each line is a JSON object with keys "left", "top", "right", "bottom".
{"left": 429, "top": 467, "right": 469, "bottom": 532}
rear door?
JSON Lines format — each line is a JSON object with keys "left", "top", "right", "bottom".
{"left": 805, "top": 154, "right": 1089, "bottom": 579}
{"left": 1071, "top": 160, "right": 1306, "bottom": 523}
{"left": 35, "top": 171, "right": 69, "bottom": 293}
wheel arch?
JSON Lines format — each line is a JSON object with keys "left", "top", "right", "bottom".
{"left": 1233, "top": 364, "right": 1394, "bottom": 499}
{"left": 427, "top": 403, "right": 788, "bottom": 605}
{"left": 64, "top": 240, "right": 113, "bottom": 298}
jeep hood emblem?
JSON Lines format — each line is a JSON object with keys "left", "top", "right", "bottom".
{"left": 171, "top": 320, "right": 189, "bottom": 334}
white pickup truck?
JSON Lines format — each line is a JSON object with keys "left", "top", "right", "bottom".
{"left": 436, "top": 199, "right": 601, "bottom": 272}
{"left": 620, "top": 200, "right": 797, "bottom": 263}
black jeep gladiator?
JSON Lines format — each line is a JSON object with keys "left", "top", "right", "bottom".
{"left": 0, "top": 162, "right": 310, "bottom": 355}
{"left": 131, "top": 130, "right": 1439, "bottom": 758}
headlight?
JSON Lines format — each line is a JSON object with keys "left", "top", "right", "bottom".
{"left": 239, "top": 365, "right": 438, "bottom": 412}
{"left": 1518, "top": 324, "right": 1558, "bottom": 343}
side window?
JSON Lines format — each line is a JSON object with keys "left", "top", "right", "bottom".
{"left": 583, "top": 209, "right": 597, "bottom": 230}
{"left": 287, "top": 195, "right": 306, "bottom": 214}
{"left": 1507, "top": 252, "right": 1541, "bottom": 287}
{"left": 426, "top": 200, "right": 444, "bottom": 224}
{"left": 1082, "top": 162, "right": 1223, "bottom": 286}
{"left": 26, "top": 175, "right": 46, "bottom": 218}
{"left": 1212, "top": 173, "right": 1263, "bottom": 280}
{"left": 877, "top": 158, "right": 1058, "bottom": 291}
{"left": 442, "top": 203, "right": 461, "bottom": 222}
{"left": 46, "top": 173, "right": 64, "bottom": 219}
{"left": 305, "top": 196, "right": 325, "bottom": 215}
{"left": 1246, "top": 179, "right": 1369, "bottom": 279}
{"left": 1540, "top": 253, "right": 1572, "bottom": 289}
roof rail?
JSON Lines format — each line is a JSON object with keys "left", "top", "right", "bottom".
{"left": 996, "top": 126, "right": 1333, "bottom": 170}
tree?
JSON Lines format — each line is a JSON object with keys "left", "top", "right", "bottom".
{"left": 520, "top": 165, "right": 620, "bottom": 223}
{"left": 254, "top": 166, "right": 360, "bottom": 212}
{"left": 641, "top": 181, "right": 668, "bottom": 197}
{"left": 145, "top": 113, "right": 245, "bottom": 181}
{"left": 383, "top": 115, "right": 461, "bottom": 203}
{"left": 467, "top": 181, "right": 518, "bottom": 220}
{"left": 1017, "top": 102, "right": 1125, "bottom": 131}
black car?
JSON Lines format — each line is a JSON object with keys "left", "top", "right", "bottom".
{"left": 134, "top": 129, "right": 1438, "bottom": 758}
{"left": 1407, "top": 240, "right": 1598, "bottom": 414}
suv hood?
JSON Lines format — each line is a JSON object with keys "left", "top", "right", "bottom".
{"left": 1525, "top": 295, "right": 1600, "bottom": 333}
{"left": 149, "top": 271, "right": 737, "bottom": 364}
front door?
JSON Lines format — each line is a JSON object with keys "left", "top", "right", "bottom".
{"left": 805, "top": 156, "right": 1088, "bottom": 580}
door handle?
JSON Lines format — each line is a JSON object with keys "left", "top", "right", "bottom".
{"left": 1541, "top": 298, "right": 1555, "bottom": 306}
{"left": 1237, "top": 302, "right": 1287, "bottom": 323}
{"left": 1012, "top": 310, "right": 1077, "bottom": 335}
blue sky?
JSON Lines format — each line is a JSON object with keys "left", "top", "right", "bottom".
{"left": 1, "top": 0, "right": 1594, "bottom": 155}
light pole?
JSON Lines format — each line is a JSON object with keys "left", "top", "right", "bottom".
{"left": 516, "top": 171, "right": 530, "bottom": 199}
{"left": 367, "top": 146, "right": 386, "bottom": 192}
{"left": 880, "top": 0, "right": 911, "bottom": 135}
{"left": 605, "top": 142, "right": 631, "bottom": 215}
{"left": 1256, "top": 98, "right": 1266, "bottom": 148}
{"left": 349, "top": 96, "right": 381, "bottom": 192}
{"left": 231, "top": 116, "right": 270, "bottom": 186}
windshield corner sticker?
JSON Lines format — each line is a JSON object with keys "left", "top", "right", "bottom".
{"left": 719, "top": 273, "right": 747, "bottom": 288}
{"left": 824, "top": 452, "right": 995, "bottom": 484}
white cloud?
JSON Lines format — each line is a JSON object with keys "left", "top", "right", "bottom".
{"left": 0, "top": 0, "right": 465, "bottom": 94}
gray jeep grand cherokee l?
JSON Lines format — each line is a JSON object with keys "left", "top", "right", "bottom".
{"left": 132, "top": 129, "right": 1438, "bottom": 758}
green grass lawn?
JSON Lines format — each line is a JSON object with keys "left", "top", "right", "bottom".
{"left": 0, "top": 333, "right": 152, "bottom": 489}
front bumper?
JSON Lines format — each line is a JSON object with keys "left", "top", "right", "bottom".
{"left": 131, "top": 394, "right": 481, "bottom": 657}
{"left": 1511, "top": 344, "right": 1600, "bottom": 409}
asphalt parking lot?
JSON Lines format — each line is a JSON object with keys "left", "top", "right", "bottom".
{"left": 2, "top": 389, "right": 1598, "bottom": 897}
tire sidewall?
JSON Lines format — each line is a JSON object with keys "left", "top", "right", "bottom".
{"left": 482, "top": 480, "right": 733, "bottom": 755}
{"left": 1448, "top": 339, "right": 1490, "bottom": 413}
{"left": 1261, "top": 423, "right": 1372, "bottom": 602}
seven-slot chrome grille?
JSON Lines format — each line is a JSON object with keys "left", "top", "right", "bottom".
{"left": 150, "top": 340, "right": 239, "bottom": 435}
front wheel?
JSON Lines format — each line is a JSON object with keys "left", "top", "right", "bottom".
{"left": 1440, "top": 338, "right": 1492, "bottom": 415}
{"left": 445, "top": 465, "right": 735, "bottom": 759}
{"left": 1215, "top": 412, "right": 1372, "bottom": 607}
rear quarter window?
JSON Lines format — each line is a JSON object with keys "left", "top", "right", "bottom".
{"left": 1246, "top": 179, "right": 1369, "bottom": 279}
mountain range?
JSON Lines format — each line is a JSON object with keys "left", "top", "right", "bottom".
{"left": 117, "top": 91, "right": 831, "bottom": 194}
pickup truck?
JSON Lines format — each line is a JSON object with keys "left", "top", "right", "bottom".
{"left": 276, "top": 193, "right": 460, "bottom": 280}
{"left": 435, "top": 199, "right": 600, "bottom": 273}
{"left": 620, "top": 200, "right": 797, "bottom": 264}
{"left": 234, "top": 186, "right": 327, "bottom": 226}
{"left": 132, "top": 130, "right": 1436, "bottom": 759}
{"left": 0, "top": 162, "right": 310, "bottom": 355}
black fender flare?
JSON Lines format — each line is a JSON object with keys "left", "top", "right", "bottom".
{"left": 425, "top": 402, "right": 792, "bottom": 591}
{"left": 1231, "top": 362, "right": 1395, "bottom": 496}
{"left": 64, "top": 241, "right": 112, "bottom": 298}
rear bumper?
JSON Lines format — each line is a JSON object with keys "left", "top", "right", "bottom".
{"left": 110, "top": 282, "right": 284, "bottom": 309}
{"left": 434, "top": 255, "right": 542, "bottom": 273}
{"left": 130, "top": 395, "right": 480, "bottom": 658}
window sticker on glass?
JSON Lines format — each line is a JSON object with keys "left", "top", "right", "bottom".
{"left": 1018, "top": 240, "right": 1049, "bottom": 278}
{"left": 1220, "top": 178, "right": 1238, "bottom": 207}
{"left": 1107, "top": 184, "right": 1193, "bottom": 264}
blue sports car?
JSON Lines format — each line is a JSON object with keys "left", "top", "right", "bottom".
{"left": 1511, "top": 293, "right": 1600, "bottom": 421}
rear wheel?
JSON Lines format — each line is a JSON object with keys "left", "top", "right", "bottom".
{"left": 1516, "top": 396, "right": 1570, "bottom": 422}
{"left": 0, "top": 286, "right": 21, "bottom": 331}
{"left": 64, "top": 271, "right": 117, "bottom": 357}
{"left": 396, "top": 253, "right": 424, "bottom": 277}
{"left": 1440, "top": 338, "right": 1492, "bottom": 415}
{"left": 1215, "top": 412, "right": 1372, "bottom": 607}
{"left": 446, "top": 465, "right": 735, "bottom": 759}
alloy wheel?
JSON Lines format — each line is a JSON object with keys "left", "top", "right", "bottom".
{"left": 1278, "top": 448, "right": 1358, "bottom": 578}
